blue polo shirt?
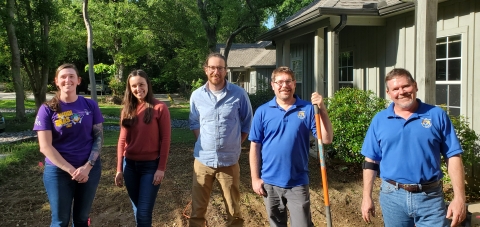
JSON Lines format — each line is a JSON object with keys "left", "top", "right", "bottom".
{"left": 249, "top": 95, "right": 317, "bottom": 188}
{"left": 361, "top": 99, "right": 462, "bottom": 184}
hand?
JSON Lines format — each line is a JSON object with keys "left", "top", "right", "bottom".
{"left": 252, "top": 178, "right": 266, "bottom": 196}
{"left": 361, "top": 197, "right": 376, "bottom": 223}
{"left": 311, "top": 92, "right": 326, "bottom": 109}
{"left": 446, "top": 197, "right": 466, "bottom": 227}
{"left": 72, "top": 164, "right": 91, "bottom": 183}
{"left": 152, "top": 170, "right": 165, "bottom": 186}
{"left": 115, "top": 172, "right": 124, "bottom": 187}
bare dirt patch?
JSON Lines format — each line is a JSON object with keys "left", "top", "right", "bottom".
{"left": 0, "top": 144, "right": 386, "bottom": 226}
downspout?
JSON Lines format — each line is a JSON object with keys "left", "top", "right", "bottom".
{"left": 333, "top": 14, "right": 347, "bottom": 34}
{"left": 328, "top": 15, "right": 347, "bottom": 97}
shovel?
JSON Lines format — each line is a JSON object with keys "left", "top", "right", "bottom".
{"left": 314, "top": 105, "right": 332, "bottom": 227}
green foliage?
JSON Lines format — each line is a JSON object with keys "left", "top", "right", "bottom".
{"left": 108, "top": 79, "right": 126, "bottom": 97}
{"left": 440, "top": 112, "right": 480, "bottom": 194}
{"left": 248, "top": 89, "right": 274, "bottom": 113}
{"left": 326, "top": 88, "right": 388, "bottom": 163}
{"left": 4, "top": 82, "right": 14, "bottom": 92}
{"left": 186, "top": 78, "right": 205, "bottom": 98}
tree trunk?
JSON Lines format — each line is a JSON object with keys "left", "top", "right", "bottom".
{"left": 5, "top": 0, "right": 26, "bottom": 119}
{"left": 197, "top": 0, "right": 218, "bottom": 53}
{"left": 83, "top": 0, "right": 97, "bottom": 102}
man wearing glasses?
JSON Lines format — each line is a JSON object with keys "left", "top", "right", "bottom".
{"left": 249, "top": 66, "right": 333, "bottom": 226}
{"left": 189, "top": 53, "right": 253, "bottom": 227}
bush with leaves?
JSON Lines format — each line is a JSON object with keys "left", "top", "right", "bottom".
{"left": 325, "top": 88, "right": 388, "bottom": 163}
{"left": 109, "top": 79, "right": 126, "bottom": 97}
{"left": 441, "top": 113, "right": 480, "bottom": 197}
{"left": 248, "top": 89, "right": 274, "bottom": 113}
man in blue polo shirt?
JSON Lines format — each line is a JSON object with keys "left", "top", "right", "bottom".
{"left": 361, "top": 68, "right": 466, "bottom": 227}
{"left": 249, "top": 66, "right": 333, "bottom": 227}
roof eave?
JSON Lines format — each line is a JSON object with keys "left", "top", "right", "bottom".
{"left": 378, "top": 2, "right": 415, "bottom": 16}
{"left": 257, "top": 7, "right": 379, "bottom": 41}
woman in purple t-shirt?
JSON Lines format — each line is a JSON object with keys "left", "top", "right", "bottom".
{"left": 33, "top": 63, "right": 104, "bottom": 227}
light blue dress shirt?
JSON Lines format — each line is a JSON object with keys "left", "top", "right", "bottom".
{"left": 189, "top": 80, "right": 253, "bottom": 167}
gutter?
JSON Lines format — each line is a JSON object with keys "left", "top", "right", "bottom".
{"left": 257, "top": 7, "right": 378, "bottom": 41}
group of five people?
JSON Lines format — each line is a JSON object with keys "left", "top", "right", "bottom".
{"left": 33, "top": 52, "right": 466, "bottom": 227}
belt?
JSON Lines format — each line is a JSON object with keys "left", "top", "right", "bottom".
{"left": 386, "top": 180, "right": 441, "bottom": 193}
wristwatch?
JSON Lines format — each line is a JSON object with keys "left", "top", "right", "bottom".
{"left": 88, "top": 160, "right": 95, "bottom": 167}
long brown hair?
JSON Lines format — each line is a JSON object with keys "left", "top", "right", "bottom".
{"left": 45, "top": 63, "right": 80, "bottom": 112}
{"left": 121, "top": 69, "right": 155, "bottom": 127}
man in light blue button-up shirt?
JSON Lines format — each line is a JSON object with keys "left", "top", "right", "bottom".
{"left": 189, "top": 53, "right": 252, "bottom": 227}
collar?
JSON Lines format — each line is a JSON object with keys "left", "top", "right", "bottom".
{"left": 386, "top": 98, "right": 431, "bottom": 118}
{"left": 268, "top": 94, "right": 306, "bottom": 108}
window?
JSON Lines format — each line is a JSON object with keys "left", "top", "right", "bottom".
{"left": 339, "top": 51, "right": 353, "bottom": 88}
{"left": 436, "top": 35, "right": 461, "bottom": 116}
{"left": 291, "top": 58, "right": 303, "bottom": 96}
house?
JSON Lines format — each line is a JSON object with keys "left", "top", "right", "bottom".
{"left": 218, "top": 41, "right": 276, "bottom": 94}
{"left": 257, "top": 0, "right": 480, "bottom": 190}
{"left": 257, "top": 0, "right": 479, "bottom": 135}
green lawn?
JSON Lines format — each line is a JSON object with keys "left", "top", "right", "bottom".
{"left": 0, "top": 99, "right": 194, "bottom": 174}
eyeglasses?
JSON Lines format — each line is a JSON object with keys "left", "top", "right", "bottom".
{"left": 273, "top": 80, "right": 294, "bottom": 86}
{"left": 206, "top": 66, "right": 226, "bottom": 72}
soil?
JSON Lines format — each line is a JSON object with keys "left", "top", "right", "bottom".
{"left": 0, "top": 144, "right": 386, "bottom": 227}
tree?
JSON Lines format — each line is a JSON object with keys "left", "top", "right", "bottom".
{"left": 14, "top": 0, "right": 63, "bottom": 110}
{"left": 89, "top": 1, "right": 155, "bottom": 81}
{"left": 2, "top": 0, "right": 26, "bottom": 119}
{"left": 270, "top": 0, "right": 315, "bottom": 25}
{"left": 83, "top": 0, "right": 97, "bottom": 102}
{"left": 196, "top": 0, "right": 280, "bottom": 60}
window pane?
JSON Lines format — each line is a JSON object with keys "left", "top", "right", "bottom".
{"left": 449, "top": 85, "right": 461, "bottom": 106}
{"left": 348, "top": 67, "right": 353, "bottom": 81}
{"left": 348, "top": 53, "right": 353, "bottom": 65}
{"left": 436, "top": 85, "right": 448, "bottom": 106}
{"left": 342, "top": 55, "right": 348, "bottom": 66}
{"left": 448, "top": 59, "right": 461, "bottom": 81}
{"left": 436, "top": 37, "right": 447, "bottom": 59}
{"left": 436, "top": 60, "right": 446, "bottom": 81}
{"left": 448, "top": 38, "right": 461, "bottom": 58}
{"left": 341, "top": 68, "right": 348, "bottom": 81}
{"left": 449, "top": 107, "right": 460, "bottom": 117}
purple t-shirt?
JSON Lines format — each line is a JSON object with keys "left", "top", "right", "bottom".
{"left": 33, "top": 96, "right": 104, "bottom": 168}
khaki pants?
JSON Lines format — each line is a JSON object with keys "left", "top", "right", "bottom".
{"left": 189, "top": 159, "right": 244, "bottom": 227}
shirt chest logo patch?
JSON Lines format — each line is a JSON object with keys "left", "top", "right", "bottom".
{"left": 297, "top": 111, "right": 306, "bottom": 119}
{"left": 421, "top": 118, "right": 432, "bottom": 128}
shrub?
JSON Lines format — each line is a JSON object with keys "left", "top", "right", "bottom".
{"left": 441, "top": 113, "right": 480, "bottom": 197}
{"left": 109, "top": 79, "right": 125, "bottom": 97}
{"left": 248, "top": 89, "right": 274, "bottom": 113}
{"left": 325, "top": 88, "right": 388, "bottom": 163}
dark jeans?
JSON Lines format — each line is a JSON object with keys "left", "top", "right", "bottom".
{"left": 43, "top": 159, "right": 101, "bottom": 227}
{"left": 123, "top": 157, "right": 161, "bottom": 227}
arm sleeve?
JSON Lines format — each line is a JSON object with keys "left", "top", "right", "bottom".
{"left": 240, "top": 91, "right": 253, "bottom": 134}
{"left": 189, "top": 95, "right": 200, "bottom": 130}
{"left": 157, "top": 103, "right": 171, "bottom": 171}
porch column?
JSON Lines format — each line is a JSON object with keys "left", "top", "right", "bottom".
{"left": 314, "top": 28, "right": 326, "bottom": 96}
{"left": 275, "top": 40, "right": 284, "bottom": 67}
{"left": 283, "top": 39, "right": 291, "bottom": 67}
{"left": 414, "top": 0, "right": 438, "bottom": 104}
{"left": 327, "top": 29, "right": 339, "bottom": 97}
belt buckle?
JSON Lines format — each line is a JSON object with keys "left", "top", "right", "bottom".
{"left": 403, "top": 184, "right": 419, "bottom": 192}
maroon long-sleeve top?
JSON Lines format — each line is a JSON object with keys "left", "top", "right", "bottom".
{"left": 117, "top": 99, "right": 171, "bottom": 172}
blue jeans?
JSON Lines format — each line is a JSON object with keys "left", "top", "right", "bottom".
{"left": 43, "top": 159, "right": 101, "bottom": 227}
{"left": 379, "top": 180, "right": 449, "bottom": 227}
{"left": 123, "top": 157, "right": 161, "bottom": 227}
